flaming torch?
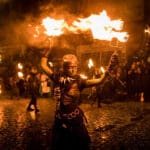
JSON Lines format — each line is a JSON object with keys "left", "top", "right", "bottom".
{"left": 17, "top": 63, "right": 24, "bottom": 79}
{"left": 41, "top": 17, "right": 67, "bottom": 48}
{"left": 100, "top": 66, "right": 105, "bottom": 74}
{"left": 17, "top": 71, "right": 24, "bottom": 78}
{"left": 30, "top": 10, "right": 128, "bottom": 53}
{"left": 88, "top": 58, "right": 94, "bottom": 69}
{"left": 72, "top": 10, "right": 129, "bottom": 42}
{"left": 17, "top": 63, "right": 23, "bottom": 70}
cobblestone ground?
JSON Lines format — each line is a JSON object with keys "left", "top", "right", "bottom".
{"left": 0, "top": 95, "right": 150, "bottom": 150}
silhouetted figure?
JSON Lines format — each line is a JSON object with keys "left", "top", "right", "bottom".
{"left": 41, "top": 48, "right": 118, "bottom": 150}
{"left": 27, "top": 66, "right": 40, "bottom": 112}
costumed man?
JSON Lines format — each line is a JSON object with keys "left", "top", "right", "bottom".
{"left": 41, "top": 48, "right": 118, "bottom": 150}
{"left": 27, "top": 66, "right": 40, "bottom": 112}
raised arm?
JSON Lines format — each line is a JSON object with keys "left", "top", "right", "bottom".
{"left": 85, "top": 50, "right": 119, "bottom": 87}
{"left": 40, "top": 49, "right": 53, "bottom": 76}
{"left": 85, "top": 72, "right": 106, "bottom": 86}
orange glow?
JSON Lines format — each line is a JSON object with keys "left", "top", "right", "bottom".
{"left": 18, "top": 72, "right": 24, "bottom": 78}
{"left": 0, "top": 84, "right": 2, "bottom": 94}
{"left": 17, "top": 63, "right": 23, "bottom": 69}
{"left": 42, "top": 17, "right": 66, "bottom": 36}
{"left": 30, "top": 10, "right": 128, "bottom": 43}
{"left": 88, "top": 58, "right": 94, "bottom": 69}
{"left": 73, "top": 10, "right": 128, "bottom": 42}
{"left": 33, "top": 25, "right": 40, "bottom": 38}
{"left": 72, "top": 10, "right": 128, "bottom": 42}
{"left": 100, "top": 67, "right": 105, "bottom": 73}
{"left": 140, "top": 92, "right": 144, "bottom": 102}
{"left": 0, "top": 107, "right": 4, "bottom": 127}
{"left": 29, "top": 111, "right": 36, "bottom": 120}
{"left": 80, "top": 74, "right": 88, "bottom": 79}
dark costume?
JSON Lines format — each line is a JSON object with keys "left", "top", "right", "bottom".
{"left": 41, "top": 50, "right": 118, "bottom": 150}
{"left": 27, "top": 71, "right": 40, "bottom": 112}
{"left": 51, "top": 72, "right": 91, "bottom": 150}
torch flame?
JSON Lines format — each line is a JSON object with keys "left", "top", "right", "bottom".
{"left": 18, "top": 72, "right": 24, "bottom": 78}
{"left": 100, "top": 66, "right": 105, "bottom": 73}
{"left": 18, "top": 63, "right": 23, "bottom": 69}
{"left": 42, "top": 17, "right": 66, "bottom": 36}
{"left": 80, "top": 74, "right": 88, "bottom": 79}
{"left": 30, "top": 10, "right": 128, "bottom": 43}
{"left": 72, "top": 10, "right": 128, "bottom": 42}
{"left": 88, "top": 58, "right": 94, "bottom": 69}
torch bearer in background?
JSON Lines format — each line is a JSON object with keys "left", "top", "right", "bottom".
{"left": 87, "top": 58, "right": 95, "bottom": 79}
{"left": 140, "top": 92, "right": 144, "bottom": 114}
{"left": 17, "top": 63, "right": 24, "bottom": 79}
{"left": 106, "top": 50, "right": 126, "bottom": 88}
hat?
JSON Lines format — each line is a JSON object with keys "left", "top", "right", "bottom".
{"left": 63, "top": 54, "right": 78, "bottom": 66}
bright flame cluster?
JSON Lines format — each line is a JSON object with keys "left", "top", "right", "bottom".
{"left": 17, "top": 63, "right": 24, "bottom": 78}
{"left": 31, "top": 10, "right": 128, "bottom": 42}
{"left": 88, "top": 58, "right": 94, "bottom": 69}
{"left": 72, "top": 10, "right": 128, "bottom": 42}
{"left": 42, "top": 17, "right": 66, "bottom": 36}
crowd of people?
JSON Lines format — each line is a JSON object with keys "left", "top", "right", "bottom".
{"left": 1, "top": 58, "right": 150, "bottom": 105}
{"left": 2, "top": 67, "right": 52, "bottom": 100}
{"left": 0, "top": 50, "right": 149, "bottom": 150}
{"left": 87, "top": 58, "right": 150, "bottom": 107}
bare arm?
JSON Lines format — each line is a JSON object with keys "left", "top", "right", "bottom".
{"left": 40, "top": 48, "right": 53, "bottom": 76}
{"left": 85, "top": 51, "right": 119, "bottom": 87}
{"left": 41, "top": 57, "right": 53, "bottom": 76}
{"left": 85, "top": 73, "right": 106, "bottom": 86}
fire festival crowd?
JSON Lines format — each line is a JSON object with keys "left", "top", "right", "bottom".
{"left": 0, "top": 50, "right": 150, "bottom": 150}
{"left": 2, "top": 55, "right": 150, "bottom": 104}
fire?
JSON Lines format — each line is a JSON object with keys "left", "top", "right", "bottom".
{"left": 42, "top": 17, "right": 66, "bottom": 36}
{"left": 34, "top": 25, "right": 40, "bottom": 38}
{"left": 17, "top": 63, "right": 23, "bottom": 70}
{"left": 80, "top": 74, "right": 88, "bottom": 79}
{"left": 72, "top": 10, "right": 128, "bottom": 42}
{"left": 18, "top": 72, "right": 24, "bottom": 78}
{"left": 88, "top": 58, "right": 94, "bottom": 69}
{"left": 100, "top": 66, "right": 105, "bottom": 73}
{"left": 30, "top": 10, "right": 128, "bottom": 43}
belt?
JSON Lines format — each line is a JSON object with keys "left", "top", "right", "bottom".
{"left": 56, "top": 108, "right": 80, "bottom": 120}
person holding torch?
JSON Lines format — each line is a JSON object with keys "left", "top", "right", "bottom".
{"left": 40, "top": 47, "right": 118, "bottom": 150}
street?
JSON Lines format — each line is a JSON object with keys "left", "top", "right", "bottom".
{"left": 0, "top": 96, "right": 150, "bottom": 150}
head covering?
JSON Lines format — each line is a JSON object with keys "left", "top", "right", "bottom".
{"left": 63, "top": 54, "right": 78, "bottom": 67}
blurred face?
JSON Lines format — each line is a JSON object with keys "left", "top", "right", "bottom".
{"left": 31, "top": 68, "right": 37, "bottom": 74}
{"left": 66, "top": 65, "right": 78, "bottom": 77}
{"left": 62, "top": 54, "right": 78, "bottom": 77}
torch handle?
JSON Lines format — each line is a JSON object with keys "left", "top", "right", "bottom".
{"left": 107, "top": 72, "right": 126, "bottom": 88}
